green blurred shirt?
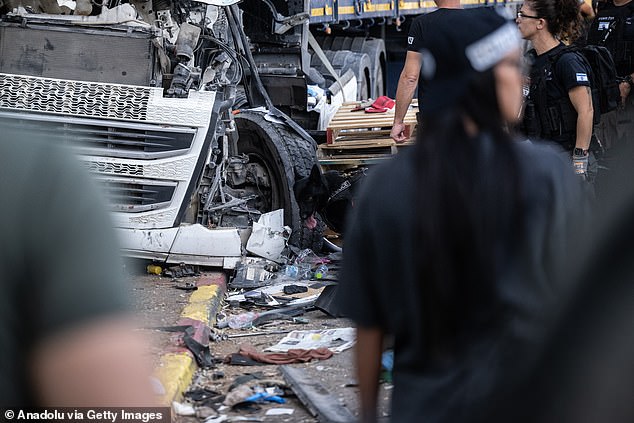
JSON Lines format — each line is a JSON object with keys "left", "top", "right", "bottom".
{"left": 0, "top": 127, "right": 128, "bottom": 405}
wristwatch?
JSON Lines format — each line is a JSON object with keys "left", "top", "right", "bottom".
{"left": 623, "top": 74, "right": 634, "bottom": 89}
{"left": 573, "top": 147, "right": 588, "bottom": 156}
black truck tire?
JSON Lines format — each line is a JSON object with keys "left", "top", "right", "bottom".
{"left": 311, "top": 49, "right": 372, "bottom": 101}
{"left": 314, "top": 36, "right": 386, "bottom": 99}
{"left": 234, "top": 111, "right": 324, "bottom": 251}
{"left": 361, "top": 38, "right": 387, "bottom": 99}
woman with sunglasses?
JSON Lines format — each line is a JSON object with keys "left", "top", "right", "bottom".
{"left": 517, "top": 0, "right": 596, "bottom": 184}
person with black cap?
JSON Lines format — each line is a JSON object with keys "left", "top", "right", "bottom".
{"left": 337, "top": 7, "right": 588, "bottom": 423}
{"left": 517, "top": 0, "right": 596, "bottom": 182}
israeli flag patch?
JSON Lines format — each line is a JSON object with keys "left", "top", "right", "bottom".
{"left": 408, "top": 36, "right": 414, "bottom": 45}
{"left": 576, "top": 73, "right": 589, "bottom": 82}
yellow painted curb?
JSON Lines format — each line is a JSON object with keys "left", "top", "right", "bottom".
{"left": 155, "top": 352, "right": 197, "bottom": 406}
{"left": 181, "top": 285, "right": 220, "bottom": 322}
{"left": 153, "top": 274, "right": 226, "bottom": 406}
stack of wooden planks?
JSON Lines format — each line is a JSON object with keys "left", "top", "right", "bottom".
{"left": 319, "top": 99, "right": 418, "bottom": 168}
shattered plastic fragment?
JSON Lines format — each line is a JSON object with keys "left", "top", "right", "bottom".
{"left": 172, "top": 401, "right": 196, "bottom": 416}
{"left": 265, "top": 408, "right": 294, "bottom": 416}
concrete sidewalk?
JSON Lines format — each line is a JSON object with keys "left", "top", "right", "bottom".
{"left": 153, "top": 272, "right": 226, "bottom": 405}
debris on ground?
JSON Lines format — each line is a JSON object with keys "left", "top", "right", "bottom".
{"left": 280, "top": 365, "right": 356, "bottom": 423}
{"left": 173, "top": 281, "right": 198, "bottom": 291}
{"left": 226, "top": 343, "right": 334, "bottom": 365}
{"left": 230, "top": 258, "right": 276, "bottom": 290}
{"left": 283, "top": 284, "right": 309, "bottom": 295}
{"left": 216, "top": 306, "right": 306, "bottom": 330}
{"left": 224, "top": 385, "right": 255, "bottom": 407}
{"left": 145, "top": 262, "right": 201, "bottom": 278}
{"left": 245, "top": 209, "right": 290, "bottom": 263}
{"left": 172, "top": 401, "right": 197, "bottom": 416}
{"left": 167, "top": 250, "right": 379, "bottom": 422}
{"left": 155, "top": 318, "right": 216, "bottom": 368}
{"left": 226, "top": 330, "right": 292, "bottom": 339}
{"left": 147, "top": 264, "right": 163, "bottom": 275}
{"left": 265, "top": 328, "right": 356, "bottom": 353}
{"left": 381, "top": 350, "right": 394, "bottom": 383}
{"left": 314, "top": 285, "right": 345, "bottom": 317}
{"left": 165, "top": 263, "right": 200, "bottom": 278}
{"left": 226, "top": 282, "right": 328, "bottom": 308}
{"left": 265, "top": 408, "right": 294, "bottom": 416}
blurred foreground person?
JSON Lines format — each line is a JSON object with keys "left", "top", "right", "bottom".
{"left": 0, "top": 125, "right": 155, "bottom": 406}
{"left": 337, "top": 8, "right": 588, "bottom": 423}
{"left": 488, "top": 142, "right": 634, "bottom": 423}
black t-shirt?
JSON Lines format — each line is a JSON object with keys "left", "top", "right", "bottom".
{"left": 527, "top": 44, "right": 592, "bottom": 144}
{"left": 0, "top": 129, "right": 128, "bottom": 405}
{"left": 587, "top": 0, "right": 634, "bottom": 76}
{"left": 407, "top": 8, "right": 465, "bottom": 102}
{"left": 337, "top": 139, "right": 586, "bottom": 422}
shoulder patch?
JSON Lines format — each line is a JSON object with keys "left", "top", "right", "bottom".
{"left": 576, "top": 72, "right": 589, "bottom": 82}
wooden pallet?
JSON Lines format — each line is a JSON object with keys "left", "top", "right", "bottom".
{"left": 319, "top": 100, "right": 417, "bottom": 168}
{"left": 325, "top": 99, "right": 418, "bottom": 144}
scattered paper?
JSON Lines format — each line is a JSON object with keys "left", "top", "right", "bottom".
{"left": 265, "top": 328, "right": 356, "bottom": 353}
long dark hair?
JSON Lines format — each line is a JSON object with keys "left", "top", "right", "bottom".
{"left": 529, "top": 0, "right": 583, "bottom": 42}
{"left": 416, "top": 70, "right": 525, "bottom": 358}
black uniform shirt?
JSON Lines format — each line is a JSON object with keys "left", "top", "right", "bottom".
{"left": 407, "top": 8, "right": 465, "bottom": 102}
{"left": 531, "top": 44, "right": 592, "bottom": 104}
{"left": 587, "top": 0, "right": 634, "bottom": 76}
{"left": 528, "top": 44, "right": 592, "bottom": 144}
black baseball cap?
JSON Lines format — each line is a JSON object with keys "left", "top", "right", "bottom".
{"left": 418, "top": 7, "right": 521, "bottom": 114}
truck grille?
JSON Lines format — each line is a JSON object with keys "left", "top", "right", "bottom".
{"left": 98, "top": 180, "right": 176, "bottom": 213}
{"left": 0, "top": 73, "right": 215, "bottom": 127}
{"left": 84, "top": 161, "right": 144, "bottom": 176}
{"left": 0, "top": 116, "right": 195, "bottom": 159}
{"left": 0, "top": 73, "right": 150, "bottom": 121}
{"left": 65, "top": 125, "right": 195, "bottom": 158}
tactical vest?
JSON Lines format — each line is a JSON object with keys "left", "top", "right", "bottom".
{"left": 587, "top": 0, "right": 634, "bottom": 76}
{"left": 523, "top": 49, "right": 580, "bottom": 144}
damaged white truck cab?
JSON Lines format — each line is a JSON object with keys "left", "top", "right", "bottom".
{"left": 0, "top": 0, "right": 323, "bottom": 267}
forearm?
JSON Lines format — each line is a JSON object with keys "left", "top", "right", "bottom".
{"left": 569, "top": 86, "right": 593, "bottom": 150}
{"left": 575, "top": 109, "right": 593, "bottom": 150}
{"left": 393, "top": 51, "right": 421, "bottom": 125}
{"left": 618, "top": 72, "right": 633, "bottom": 101}
{"left": 393, "top": 75, "right": 417, "bottom": 125}
{"left": 356, "top": 326, "right": 384, "bottom": 423}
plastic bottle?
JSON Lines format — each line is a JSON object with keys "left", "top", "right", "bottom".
{"left": 314, "top": 264, "right": 328, "bottom": 279}
{"left": 295, "top": 248, "right": 314, "bottom": 263}
{"left": 297, "top": 263, "right": 313, "bottom": 279}
{"left": 147, "top": 264, "right": 162, "bottom": 275}
{"left": 283, "top": 265, "right": 299, "bottom": 278}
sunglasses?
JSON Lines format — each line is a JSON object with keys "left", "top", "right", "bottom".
{"left": 517, "top": 11, "right": 541, "bottom": 19}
